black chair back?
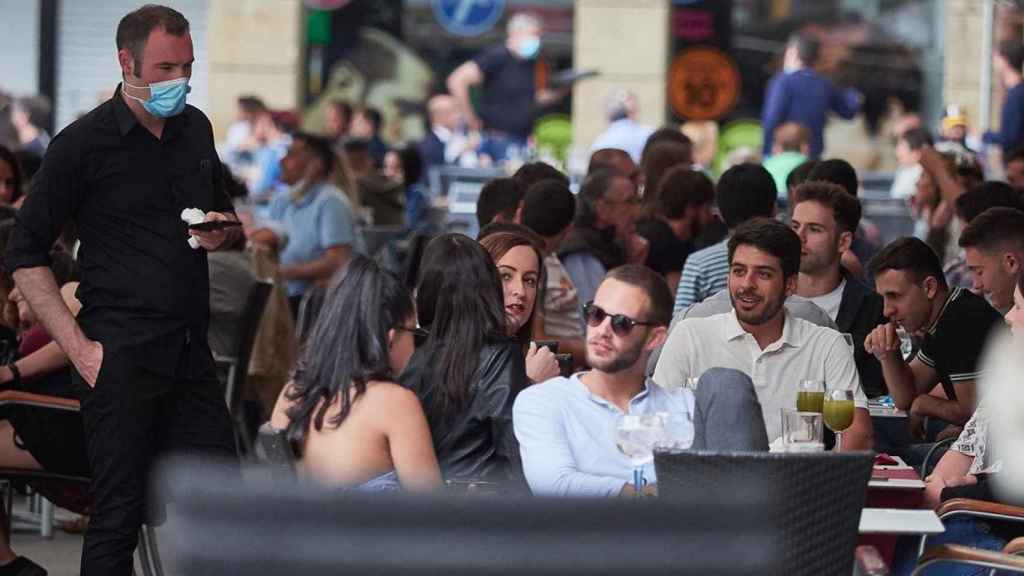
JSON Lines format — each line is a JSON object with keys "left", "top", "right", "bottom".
{"left": 655, "top": 450, "right": 874, "bottom": 576}
{"left": 294, "top": 284, "right": 326, "bottom": 346}
{"left": 227, "top": 280, "right": 273, "bottom": 414}
{"left": 254, "top": 423, "right": 295, "bottom": 477}
{"left": 158, "top": 457, "right": 784, "bottom": 576}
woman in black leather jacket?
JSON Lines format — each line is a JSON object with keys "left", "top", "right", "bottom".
{"left": 399, "top": 233, "right": 528, "bottom": 483}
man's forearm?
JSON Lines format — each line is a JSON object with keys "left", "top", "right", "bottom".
{"left": 911, "top": 394, "right": 970, "bottom": 425}
{"left": 879, "top": 355, "right": 917, "bottom": 410}
{"left": 446, "top": 76, "right": 477, "bottom": 126}
{"left": 12, "top": 268, "right": 88, "bottom": 359}
{"left": 280, "top": 246, "right": 350, "bottom": 283}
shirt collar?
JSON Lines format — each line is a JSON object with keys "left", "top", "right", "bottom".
{"left": 724, "top": 309, "right": 801, "bottom": 349}
{"left": 111, "top": 82, "right": 189, "bottom": 139}
{"left": 432, "top": 125, "right": 453, "bottom": 141}
{"left": 926, "top": 287, "right": 961, "bottom": 335}
{"left": 112, "top": 84, "right": 138, "bottom": 136}
{"left": 574, "top": 373, "right": 655, "bottom": 413}
{"left": 291, "top": 181, "right": 328, "bottom": 207}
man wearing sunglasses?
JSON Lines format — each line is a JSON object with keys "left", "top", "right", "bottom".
{"left": 514, "top": 265, "right": 687, "bottom": 496}
{"left": 654, "top": 218, "right": 874, "bottom": 450}
{"left": 515, "top": 265, "right": 770, "bottom": 497}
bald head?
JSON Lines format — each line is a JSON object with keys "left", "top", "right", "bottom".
{"left": 427, "top": 94, "right": 458, "bottom": 131}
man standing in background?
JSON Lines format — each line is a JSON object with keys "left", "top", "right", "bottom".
{"left": 446, "top": 12, "right": 567, "bottom": 162}
{"left": 761, "top": 32, "right": 862, "bottom": 159}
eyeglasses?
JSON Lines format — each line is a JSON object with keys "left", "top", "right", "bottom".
{"left": 396, "top": 325, "right": 430, "bottom": 346}
{"left": 582, "top": 302, "right": 657, "bottom": 336}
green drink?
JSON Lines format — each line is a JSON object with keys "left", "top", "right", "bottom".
{"left": 796, "top": 391, "right": 824, "bottom": 413}
{"left": 822, "top": 400, "right": 855, "bottom": 432}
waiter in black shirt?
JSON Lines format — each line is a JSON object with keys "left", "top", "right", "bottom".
{"left": 6, "top": 6, "right": 238, "bottom": 574}
{"left": 446, "top": 12, "right": 568, "bottom": 163}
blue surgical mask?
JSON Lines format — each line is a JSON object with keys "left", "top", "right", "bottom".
{"left": 516, "top": 37, "right": 541, "bottom": 60}
{"left": 123, "top": 77, "right": 191, "bottom": 118}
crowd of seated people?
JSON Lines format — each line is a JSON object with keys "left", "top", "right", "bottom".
{"left": 6, "top": 69, "right": 1024, "bottom": 576}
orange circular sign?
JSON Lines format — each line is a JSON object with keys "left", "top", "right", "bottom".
{"left": 668, "top": 46, "right": 740, "bottom": 120}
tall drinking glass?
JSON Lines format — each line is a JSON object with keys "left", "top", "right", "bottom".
{"left": 796, "top": 379, "right": 825, "bottom": 413}
{"left": 615, "top": 414, "right": 665, "bottom": 496}
{"left": 823, "top": 389, "right": 856, "bottom": 451}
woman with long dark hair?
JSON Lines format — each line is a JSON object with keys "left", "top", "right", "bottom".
{"left": 271, "top": 256, "right": 441, "bottom": 491}
{"left": 400, "top": 233, "right": 528, "bottom": 483}
{"left": 478, "top": 228, "right": 559, "bottom": 383}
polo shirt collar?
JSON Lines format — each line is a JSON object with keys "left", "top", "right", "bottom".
{"left": 926, "top": 287, "right": 961, "bottom": 335}
{"left": 291, "top": 181, "right": 326, "bottom": 207}
{"left": 724, "top": 310, "right": 747, "bottom": 341}
{"left": 724, "top": 309, "right": 801, "bottom": 349}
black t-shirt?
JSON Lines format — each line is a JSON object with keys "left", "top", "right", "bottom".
{"left": 473, "top": 45, "right": 536, "bottom": 138}
{"left": 636, "top": 218, "right": 693, "bottom": 276}
{"left": 914, "top": 288, "right": 1003, "bottom": 399}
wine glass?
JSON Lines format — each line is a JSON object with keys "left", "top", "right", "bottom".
{"left": 615, "top": 414, "right": 665, "bottom": 496}
{"left": 895, "top": 326, "right": 914, "bottom": 360}
{"left": 796, "top": 379, "right": 824, "bottom": 413}
{"left": 653, "top": 411, "right": 694, "bottom": 451}
{"left": 823, "top": 389, "right": 856, "bottom": 451}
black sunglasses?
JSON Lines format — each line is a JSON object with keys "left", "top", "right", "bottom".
{"left": 582, "top": 302, "right": 657, "bottom": 336}
{"left": 396, "top": 325, "right": 430, "bottom": 346}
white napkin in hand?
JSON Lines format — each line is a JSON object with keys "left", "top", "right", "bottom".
{"left": 180, "top": 207, "right": 205, "bottom": 249}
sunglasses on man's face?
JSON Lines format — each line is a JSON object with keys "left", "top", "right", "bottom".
{"left": 582, "top": 302, "right": 656, "bottom": 336}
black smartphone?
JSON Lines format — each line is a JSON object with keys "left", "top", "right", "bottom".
{"left": 534, "top": 340, "right": 559, "bottom": 354}
{"left": 187, "top": 220, "right": 242, "bottom": 232}
{"left": 555, "top": 353, "right": 573, "bottom": 378}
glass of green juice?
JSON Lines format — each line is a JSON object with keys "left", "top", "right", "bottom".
{"left": 796, "top": 380, "right": 825, "bottom": 413}
{"left": 823, "top": 389, "right": 856, "bottom": 451}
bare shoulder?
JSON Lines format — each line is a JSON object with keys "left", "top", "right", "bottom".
{"left": 363, "top": 380, "right": 423, "bottom": 411}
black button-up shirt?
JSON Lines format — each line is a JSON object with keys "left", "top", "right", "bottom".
{"left": 6, "top": 86, "right": 234, "bottom": 377}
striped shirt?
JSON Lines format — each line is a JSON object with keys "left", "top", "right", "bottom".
{"left": 673, "top": 238, "right": 730, "bottom": 315}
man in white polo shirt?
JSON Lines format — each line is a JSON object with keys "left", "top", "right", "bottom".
{"left": 654, "top": 218, "right": 873, "bottom": 448}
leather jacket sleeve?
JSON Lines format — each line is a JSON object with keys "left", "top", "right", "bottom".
{"left": 473, "top": 340, "right": 529, "bottom": 483}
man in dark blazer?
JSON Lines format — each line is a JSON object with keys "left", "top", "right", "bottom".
{"left": 790, "top": 181, "right": 886, "bottom": 397}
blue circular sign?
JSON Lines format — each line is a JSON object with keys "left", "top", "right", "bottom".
{"left": 431, "top": 0, "right": 506, "bottom": 37}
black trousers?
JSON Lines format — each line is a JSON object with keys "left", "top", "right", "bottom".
{"left": 73, "top": 343, "right": 237, "bottom": 575}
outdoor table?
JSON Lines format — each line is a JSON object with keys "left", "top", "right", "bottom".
{"left": 859, "top": 508, "right": 944, "bottom": 535}
{"left": 860, "top": 455, "right": 934, "bottom": 563}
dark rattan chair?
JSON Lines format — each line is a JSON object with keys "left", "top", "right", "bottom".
{"left": 655, "top": 450, "right": 875, "bottom": 576}
{"left": 0, "top": 391, "right": 165, "bottom": 575}
{"left": 214, "top": 280, "right": 273, "bottom": 453}
{"left": 157, "top": 456, "right": 784, "bottom": 576}
{"left": 254, "top": 423, "right": 296, "bottom": 478}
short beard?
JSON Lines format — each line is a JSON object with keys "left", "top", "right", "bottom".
{"left": 587, "top": 337, "right": 646, "bottom": 374}
{"left": 731, "top": 291, "right": 786, "bottom": 326}
{"left": 799, "top": 250, "right": 839, "bottom": 276}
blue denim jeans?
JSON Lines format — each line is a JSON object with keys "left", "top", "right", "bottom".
{"left": 892, "top": 518, "right": 1009, "bottom": 575}
{"left": 481, "top": 133, "right": 529, "bottom": 163}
